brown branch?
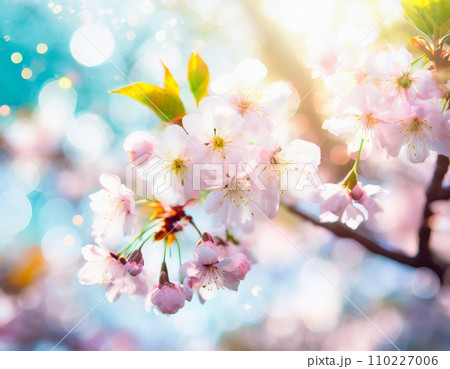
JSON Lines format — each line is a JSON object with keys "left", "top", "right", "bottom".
{"left": 286, "top": 204, "right": 448, "bottom": 281}
{"left": 418, "top": 155, "right": 450, "bottom": 261}
{"left": 285, "top": 205, "right": 417, "bottom": 266}
{"left": 439, "top": 187, "right": 450, "bottom": 199}
{"left": 284, "top": 155, "right": 450, "bottom": 282}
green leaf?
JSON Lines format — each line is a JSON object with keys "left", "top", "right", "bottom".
{"left": 110, "top": 82, "right": 185, "bottom": 123}
{"left": 161, "top": 62, "right": 179, "bottom": 96}
{"left": 188, "top": 52, "right": 210, "bottom": 105}
{"left": 401, "top": 0, "right": 450, "bottom": 39}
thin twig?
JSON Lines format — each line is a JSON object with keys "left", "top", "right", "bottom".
{"left": 284, "top": 204, "right": 418, "bottom": 266}
{"left": 283, "top": 155, "right": 450, "bottom": 282}
{"left": 285, "top": 204, "right": 448, "bottom": 281}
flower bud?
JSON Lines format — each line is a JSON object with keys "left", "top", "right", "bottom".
{"left": 126, "top": 250, "right": 144, "bottom": 276}
{"left": 150, "top": 282, "right": 185, "bottom": 314}
{"left": 198, "top": 232, "right": 214, "bottom": 248}
{"left": 350, "top": 184, "right": 364, "bottom": 201}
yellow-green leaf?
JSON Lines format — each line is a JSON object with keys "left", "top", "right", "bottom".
{"left": 401, "top": 0, "right": 450, "bottom": 39}
{"left": 110, "top": 82, "right": 185, "bottom": 123}
{"left": 188, "top": 52, "right": 210, "bottom": 105}
{"left": 162, "top": 62, "right": 179, "bottom": 96}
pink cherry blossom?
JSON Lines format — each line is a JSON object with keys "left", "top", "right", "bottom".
{"left": 322, "top": 50, "right": 375, "bottom": 102}
{"left": 312, "top": 183, "right": 383, "bottom": 229}
{"left": 78, "top": 244, "right": 148, "bottom": 302}
{"left": 182, "top": 96, "right": 250, "bottom": 168}
{"left": 308, "top": 45, "right": 341, "bottom": 79}
{"left": 145, "top": 262, "right": 189, "bottom": 314}
{"left": 373, "top": 46, "right": 441, "bottom": 102}
{"left": 141, "top": 125, "right": 199, "bottom": 206}
{"left": 211, "top": 58, "right": 297, "bottom": 131}
{"left": 183, "top": 277, "right": 194, "bottom": 302}
{"left": 148, "top": 280, "right": 185, "bottom": 315}
{"left": 257, "top": 136, "right": 321, "bottom": 217}
{"left": 90, "top": 174, "right": 136, "bottom": 243}
{"left": 205, "top": 171, "right": 260, "bottom": 232}
{"left": 350, "top": 184, "right": 384, "bottom": 217}
{"left": 323, "top": 85, "right": 403, "bottom": 159}
{"left": 214, "top": 238, "right": 252, "bottom": 280}
{"left": 180, "top": 233, "right": 251, "bottom": 302}
{"left": 380, "top": 100, "right": 449, "bottom": 163}
{"left": 76, "top": 49, "right": 450, "bottom": 318}
{"left": 123, "top": 131, "right": 157, "bottom": 163}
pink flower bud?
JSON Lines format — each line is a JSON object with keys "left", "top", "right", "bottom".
{"left": 350, "top": 184, "right": 364, "bottom": 201}
{"left": 199, "top": 232, "right": 215, "bottom": 248}
{"left": 151, "top": 282, "right": 185, "bottom": 314}
{"left": 126, "top": 250, "right": 144, "bottom": 276}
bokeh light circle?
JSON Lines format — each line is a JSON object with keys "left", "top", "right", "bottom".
{"left": 39, "top": 80, "right": 77, "bottom": 116}
{"left": 41, "top": 226, "right": 81, "bottom": 267}
{"left": 66, "top": 112, "right": 113, "bottom": 162}
{"left": 70, "top": 24, "right": 115, "bottom": 67}
{"left": 410, "top": 268, "right": 440, "bottom": 299}
{"left": 0, "top": 189, "right": 32, "bottom": 235}
{"left": 0, "top": 293, "right": 16, "bottom": 325}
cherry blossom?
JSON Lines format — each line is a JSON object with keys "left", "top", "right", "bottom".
{"left": 146, "top": 265, "right": 186, "bottom": 315}
{"left": 205, "top": 170, "right": 261, "bottom": 232}
{"left": 180, "top": 233, "right": 251, "bottom": 302}
{"left": 78, "top": 41, "right": 450, "bottom": 319}
{"left": 148, "top": 282, "right": 185, "bottom": 314}
{"left": 123, "top": 131, "right": 158, "bottom": 163}
{"left": 256, "top": 136, "right": 321, "bottom": 217}
{"left": 323, "top": 51, "right": 376, "bottom": 108}
{"left": 142, "top": 125, "right": 199, "bottom": 206}
{"left": 380, "top": 100, "right": 449, "bottom": 163}
{"left": 323, "top": 85, "right": 402, "bottom": 159}
{"left": 182, "top": 96, "right": 249, "bottom": 168}
{"left": 213, "top": 236, "right": 252, "bottom": 279}
{"left": 78, "top": 244, "right": 148, "bottom": 302}
{"left": 312, "top": 183, "right": 383, "bottom": 230}
{"left": 373, "top": 46, "right": 441, "bottom": 102}
{"left": 211, "top": 58, "right": 297, "bottom": 131}
{"left": 89, "top": 174, "right": 136, "bottom": 244}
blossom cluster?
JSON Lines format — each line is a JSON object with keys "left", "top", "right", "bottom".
{"left": 79, "top": 59, "right": 322, "bottom": 314}
{"left": 313, "top": 45, "right": 450, "bottom": 229}
{"left": 79, "top": 37, "right": 449, "bottom": 313}
{"left": 323, "top": 46, "right": 449, "bottom": 163}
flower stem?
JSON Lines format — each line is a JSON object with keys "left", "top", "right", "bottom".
{"left": 190, "top": 219, "right": 202, "bottom": 237}
{"left": 129, "top": 220, "right": 153, "bottom": 244}
{"left": 163, "top": 242, "right": 168, "bottom": 263}
{"left": 175, "top": 237, "right": 182, "bottom": 266}
{"left": 352, "top": 138, "right": 364, "bottom": 172}
{"left": 119, "top": 219, "right": 157, "bottom": 255}
{"left": 139, "top": 232, "right": 155, "bottom": 250}
{"left": 343, "top": 139, "right": 364, "bottom": 191}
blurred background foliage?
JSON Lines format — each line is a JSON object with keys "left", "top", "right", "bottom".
{"left": 0, "top": 0, "right": 450, "bottom": 350}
